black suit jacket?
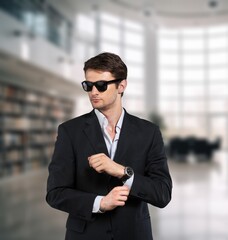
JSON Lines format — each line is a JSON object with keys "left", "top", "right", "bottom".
{"left": 46, "top": 110, "right": 172, "bottom": 240}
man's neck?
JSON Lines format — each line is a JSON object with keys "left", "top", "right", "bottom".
{"left": 99, "top": 106, "right": 123, "bottom": 129}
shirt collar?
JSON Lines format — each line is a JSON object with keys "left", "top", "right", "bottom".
{"left": 94, "top": 108, "right": 125, "bottom": 130}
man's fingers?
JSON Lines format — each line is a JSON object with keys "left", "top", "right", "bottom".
{"left": 118, "top": 196, "right": 128, "bottom": 201}
{"left": 118, "top": 189, "right": 130, "bottom": 196}
{"left": 88, "top": 153, "right": 105, "bottom": 161}
{"left": 88, "top": 157, "right": 100, "bottom": 165}
{"left": 88, "top": 154, "right": 106, "bottom": 168}
{"left": 88, "top": 157, "right": 103, "bottom": 169}
{"left": 101, "top": 186, "right": 130, "bottom": 211}
{"left": 90, "top": 160, "right": 102, "bottom": 168}
{"left": 112, "top": 186, "right": 130, "bottom": 200}
{"left": 114, "top": 186, "right": 130, "bottom": 192}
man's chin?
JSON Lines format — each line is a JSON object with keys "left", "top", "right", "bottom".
{"left": 92, "top": 104, "right": 102, "bottom": 110}
{"left": 93, "top": 105, "right": 107, "bottom": 112}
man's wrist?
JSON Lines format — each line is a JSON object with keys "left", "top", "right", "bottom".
{"left": 117, "top": 165, "right": 125, "bottom": 179}
{"left": 99, "top": 197, "right": 106, "bottom": 213}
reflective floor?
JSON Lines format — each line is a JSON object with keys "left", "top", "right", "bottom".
{"left": 0, "top": 151, "right": 228, "bottom": 240}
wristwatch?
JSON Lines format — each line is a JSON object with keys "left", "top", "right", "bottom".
{"left": 121, "top": 166, "right": 134, "bottom": 183}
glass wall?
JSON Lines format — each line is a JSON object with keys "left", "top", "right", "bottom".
{"left": 158, "top": 25, "right": 228, "bottom": 149}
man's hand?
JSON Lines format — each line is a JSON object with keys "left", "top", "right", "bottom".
{"left": 100, "top": 186, "right": 130, "bottom": 212}
{"left": 88, "top": 153, "right": 124, "bottom": 178}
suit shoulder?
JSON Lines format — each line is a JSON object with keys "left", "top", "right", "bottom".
{"left": 125, "top": 112, "right": 162, "bottom": 143}
{"left": 126, "top": 112, "right": 158, "bottom": 130}
{"left": 59, "top": 112, "right": 92, "bottom": 130}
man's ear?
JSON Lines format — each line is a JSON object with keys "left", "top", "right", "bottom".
{"left": 118, "top": 79, "right": 127, "bottom": 94}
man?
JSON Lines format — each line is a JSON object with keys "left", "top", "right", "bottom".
{"left": 46, "top": 52, "right": 172, "bottom": 240}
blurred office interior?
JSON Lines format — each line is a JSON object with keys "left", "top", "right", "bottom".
{"left": 0, "top": 0, "right": 228, "bottom": 239}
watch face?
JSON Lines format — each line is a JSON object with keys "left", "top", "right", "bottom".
{"left": 121, "top": 167, "right": 134, "bottom": 183}
{"left": 126, "top": 167, "right": 133, "bottom": 177}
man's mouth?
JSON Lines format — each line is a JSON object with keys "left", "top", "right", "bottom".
{"left": 91, "top": 98, "right": 101, "bottom": 103}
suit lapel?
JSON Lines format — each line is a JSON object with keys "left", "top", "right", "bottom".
{"left": 113, "top": 111, "right": 136, "bottom": 165}
{"left": 83, "top": 110, "right": 109, "bottom": 156}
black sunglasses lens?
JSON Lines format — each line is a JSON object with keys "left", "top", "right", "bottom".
{"left": 95, "top": 81, "right": 107, "bottom": 92}
{"left": 82, "top": 81, "right": 92, "bottom": 91}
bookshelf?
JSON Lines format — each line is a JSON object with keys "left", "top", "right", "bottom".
{"left": 0, "top": 81, "right": 74, "bottom": 178}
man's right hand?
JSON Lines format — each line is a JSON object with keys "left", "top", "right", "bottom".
{"left": 100, "top": 186, "right": 130, "bottom": 212}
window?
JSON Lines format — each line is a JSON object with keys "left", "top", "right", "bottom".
{"left": 183, "top": 53, "right": 205, "bottom": 67}
{"left": 125, "top": 31, "right": 143, "bottom": 47}
{"left": 209, "top": 52, "right": 228, "bottom": 65}
{"left": 159, "top": 53, "right": 179, "bottom": 66}
{"left": 208, "top": 36, "right": 227, "bottom": 49}
{"left": 183, "top": 69, "right": 205, "bottom": 82}
{"left": 183, "top": 101, "right": 206, "bottom": 113}
{"left": 124, "top": 48, "right": 143, "bottom": 63}
{"left": 209, "top": 67, "right": 228, "bottom": 81}
{"left": 159, "top": 68, "right": 179, "bottom": 82}
{"left": 159, "top": 38, "right": 179, "bottom": 50}
{"left": 100, "top": 23, "right": 121, "bottom": 43}
{"left": 100, "top": 42, "right": 121, "bottom": 55}
{"left": 0, "top": 0, "right": 73, "bottom": 52}
{"left": 76, "top": 14, "right": 96, "bottom": 39}
{"left": 159, "top": 84, "right": 179, "bottom": 98}
{"left": 158, "top": 25, "right": 228, "bottom": 147}
{"left": 209, "top": 100, "right": 228, "bottom": 113}
{"left": 182, "top": 38, "right": 204, "bottom": 51}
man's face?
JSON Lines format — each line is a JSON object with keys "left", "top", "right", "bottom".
{"left": 85, "top": 69, "right": 124, "bottom": 111}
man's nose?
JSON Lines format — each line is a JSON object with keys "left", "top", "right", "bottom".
{"left": 91, "top": 85, "right": 99, "bottom": 94}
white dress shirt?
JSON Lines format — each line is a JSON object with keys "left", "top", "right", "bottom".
{"left": 92, "top": 109, "right": 134, "bottom": 213}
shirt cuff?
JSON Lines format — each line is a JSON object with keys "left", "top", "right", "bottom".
{"left": 123, "top": 174, "right": 134, "bottom": 189}
{"left": 92, "top": 196, "right": 104, "bottom": 213}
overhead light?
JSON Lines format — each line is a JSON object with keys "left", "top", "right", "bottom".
{"left": 208, "top": 0, "right": 219, "bottom": 8}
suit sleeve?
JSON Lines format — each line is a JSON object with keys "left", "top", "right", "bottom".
{"left": 130, "top": 125, "right": 172, "bottom": 208}
{"left": 46, "top": 124, "right": 96, "bottom": 221}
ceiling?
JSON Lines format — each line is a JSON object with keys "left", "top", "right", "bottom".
{"left": 110, "top": 0, "right": 227, "bottom": 15}
{"left": 65, "top": 0, "right": 228, "bottom": 26}
{"left": 0, "top": 50, "right": 81, "bottom": 98}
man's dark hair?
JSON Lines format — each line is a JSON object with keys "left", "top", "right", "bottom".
{"left": 83, "top": 52, "right": 127, "bottom": 80}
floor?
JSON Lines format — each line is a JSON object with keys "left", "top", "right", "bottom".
{"left": 0, "top": 151, "right": 228, "bottom": 240}
{"left": 150, "top": 151, "right": 228, "bottom": 240}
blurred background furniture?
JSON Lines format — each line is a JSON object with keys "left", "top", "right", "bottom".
{"left": 167, "top": 136, "right": 221, "bottom": 162}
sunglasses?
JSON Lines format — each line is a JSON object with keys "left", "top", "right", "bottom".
{"left": 81, "top": 79, "right": 123, "bottom": 92}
